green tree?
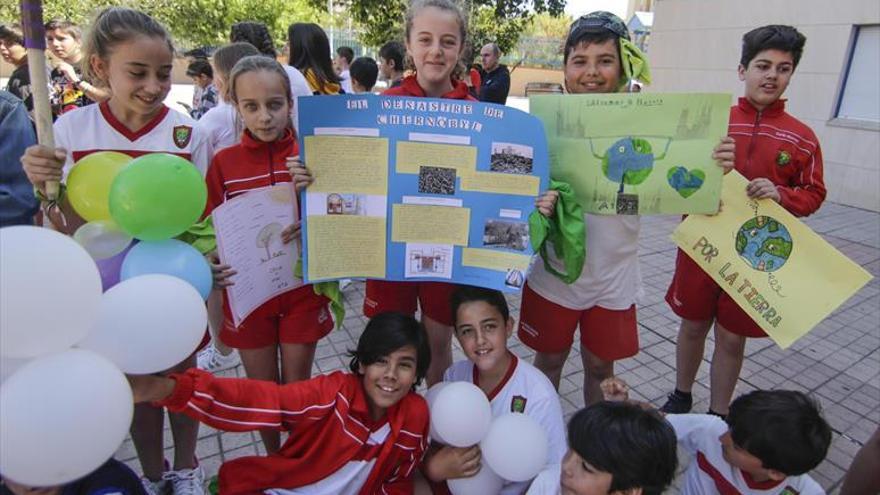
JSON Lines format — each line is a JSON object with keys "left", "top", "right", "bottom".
{"left": 1, "top": 0, "right": 326, "bottom": 50}
{"left": 306, "top": 0, "right": 565, "bottom": 54}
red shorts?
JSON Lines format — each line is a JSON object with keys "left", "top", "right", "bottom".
{"left": 517, "top": 283, "right": 639, "bottom": 361}
{"left": 220, "top": 285, "right": 333, "bottom": 349}
{"left": 364, "top": 280, "right": 456, "bottom": 326}
{"left": 665, "top": 249, "right": 767, "bottom": 338}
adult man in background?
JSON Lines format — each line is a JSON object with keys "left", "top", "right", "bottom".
{"left": 479, "top": 42, "right": 510, "bottom": 104}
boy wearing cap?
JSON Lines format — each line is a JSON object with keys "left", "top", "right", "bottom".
{"left": 662, "top": 25, "right": 826, "bottom": 418}
{"left": 518, "top": 12, "right": 736, "bottom": 405}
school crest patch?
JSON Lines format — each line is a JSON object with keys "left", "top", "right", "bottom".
{"left": 776, "top": 149, "right": 791, "bottom": 166}
{"left": 511, "top": 395, "right": 527, "bottom": 413}
{"left": 173, "top": 125, "right": 192, "bottom": 149}
{"left": 779, "top": 486, "right": 800, "bottom": 495}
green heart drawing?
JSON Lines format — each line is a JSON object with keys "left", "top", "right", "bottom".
{"left": 667, "top": 166, "right": 705, "bottom": 198}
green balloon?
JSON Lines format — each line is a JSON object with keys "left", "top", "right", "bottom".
{"left": 109, "top": 154, "right": 207, "bottom": 241}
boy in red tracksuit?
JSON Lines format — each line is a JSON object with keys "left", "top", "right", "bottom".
{"left": 662, "top": 25, "right": 826, "bottom": 417}
{"left": 204, "top": 56, "right": 333, "bottom": 455}
{"left": 129, "top": 312, "right": 432, "bottom": 494}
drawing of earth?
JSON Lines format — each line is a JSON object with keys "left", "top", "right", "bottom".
{"left": 601, "top": 137, "right": 654, "bottom": 185}
{"left": 735, "top": 216, "right": 793, "bottom": 272}
{"left": 667, "top": 166, "right": 705, "bottom": 198}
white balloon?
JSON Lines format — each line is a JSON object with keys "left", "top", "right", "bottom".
{"left": 448, "top": 464, "right": 505, "bottom": 495}
{"left": 430, "top": 382, "right": 492, "bottom": 447}
{"left": 0, "top": 349, "right": 133, "bottom": 486}
{"left": 0, "top": 356, "right": 31, "bottom": 384}
{"left": 73, "top": 220, "right": 133, "bottom": 260}
{"left": 481, "top": 413, "right": 549, "bottom": 482}
{"left": 0, "top": 226, "right": 102, "bottom": 358}
{"left": 78, "top": 274, "right": 207, "bottom": 374}
{"left": 423, "top": 382, "right": 450, "bottom": 444}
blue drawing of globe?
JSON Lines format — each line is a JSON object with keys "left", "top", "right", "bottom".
{"left": 735, "top": 216, "right": 793, "bottom": 272}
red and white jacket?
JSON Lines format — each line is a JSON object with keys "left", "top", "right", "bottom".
{"left": 382, "top": 75, "right": 477, "bottom": 101}
{"left": 161, "top": 369, "right": 430, "bottom": 495}
{"left": 728, "top": 97, "right": 826, "bottom": 217}
{"left": 204, "top": 128, "right": 297, "bottom": 215}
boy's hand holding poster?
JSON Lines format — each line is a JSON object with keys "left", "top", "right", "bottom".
{"left": 212, "top": 184, "right": 303, "bottom": 326}
{"left": 530, "top": 93, "right": 731, "bottom": 215}
{"left": 672, "top": 171, "right": 873, "bottom": 348}
{"left": 297, "top": 95, "right": 549, "bottom": 292}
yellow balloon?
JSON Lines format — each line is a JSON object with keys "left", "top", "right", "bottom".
{"left": 67, "top": 152, "right": 132, "bottom": 222}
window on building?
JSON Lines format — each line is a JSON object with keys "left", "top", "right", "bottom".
{"left": 835, "top": 25, "right": 879, "bottom": 123}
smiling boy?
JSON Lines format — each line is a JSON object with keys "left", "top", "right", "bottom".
{"left": 663, "top": 25, "right": 827, "bottom": 418}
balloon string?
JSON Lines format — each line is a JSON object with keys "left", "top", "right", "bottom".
{"left": 43, "top": 201, "right": 68, "bottom": 229}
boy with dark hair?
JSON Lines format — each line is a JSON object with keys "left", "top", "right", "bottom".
{"left": 667, "top": 389, "right": 831, "bottom": 494}
{"left": 129, "top": 312, "right": 432, "bottom": 493}
{"left": 349, "top": 56, "right": 379, "bottom": 93}
{"left": 378, "top": 40, "right": 405, "bottom": 88}
{"left": 528, "top": 401, "right": 678, "bottom": 495}
{"left": 423, "top": 286, "right": 566, "bottom": 493}
{"left": 663, "top": 24, "right": 826, "bottom": 417}
{"left": 334, "top": 46, "right": 355, "bottom": 93}
{"left": 0, "top": 23, "right": 34, "bottom": 113}
{"left": 519, "top": 10, "right": 735, "bottom": 410}
{"left": 183, "top": 59, "right": 217, "bottom": 119}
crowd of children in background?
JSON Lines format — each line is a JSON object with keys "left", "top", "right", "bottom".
{"left": 2, "top": 0, "right": 876, "bottom": 494}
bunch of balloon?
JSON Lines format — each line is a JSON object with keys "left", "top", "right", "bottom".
{"left": 0, "top": 152, "right": 212, "bottom": 487}
{"left": 0, "top": 226, "right": 132, "bottom": 487}
{"left": 424, "top": 382, "right": 550, "bottom": 494}
{"left": 68, "top": 152, "right": 211, "bottom": 295}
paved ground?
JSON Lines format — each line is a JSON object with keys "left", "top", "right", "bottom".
{"left": 116, "top": 200, "right": 879, "bottom": 493}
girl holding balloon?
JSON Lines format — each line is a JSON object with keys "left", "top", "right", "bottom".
{"left": 20, "top": 7, "right": 209, "bottom": 495}
{"left": 202, "top": 55, "right": 334, "bottom": 454}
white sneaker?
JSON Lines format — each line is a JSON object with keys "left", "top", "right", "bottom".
{"left": 163, "top": 466, "right": 205, "bottom": 495}
{"left": 197, "top": 344, "right": 239, "bottom": 372}
{"left": 140, "top": 477, "right": 166, "bottom": 495}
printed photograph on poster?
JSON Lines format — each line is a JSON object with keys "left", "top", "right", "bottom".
{"left": 505, "top": 268, "right": 525, "bottom": 288}
{"left": 418, "top": 166, "right": 456, "bottom": 195}
{"left": 483, "top": 219, "right": 529, "bottom": 251}
{"left": 405, "top": 243, "right": 454, "bottom": 279}
{"left": 491, "top": 142, "right": 534, "bottom": 175}
{"left": 326, "top": 193, "right": 367, "bottom": 215}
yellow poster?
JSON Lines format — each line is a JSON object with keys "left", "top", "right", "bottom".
{"left": 462, "top": 248, "right": 532, "bottom": 272}
{"left": 671, "top": 172, "right": 873, "bottom": 348}
{"left": 396, "top": 141, "right": 477, "bottom": 176}
{"left": 460, "top": 171, "right": 541, "bottom": 196}
{"left": 307, "top": 215, "right": 386, "bottom": 279}
{"left": 391, "top": 204, "right": 470, "bottom": 246}
{"left": 304, "top": 136, "right": 389, "bottom": 195}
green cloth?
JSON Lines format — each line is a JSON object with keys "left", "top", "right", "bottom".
{"left": 177, "top": 217, "right": 217, "bottom": 255}
{"left": 620, "top": 38, "right": 652, "bottom": 86}
{"left": 528, "top": 180, "right": 586, "bottom": 284}
{"left": 178, "top": 217, "right": 345, "bottom": 328}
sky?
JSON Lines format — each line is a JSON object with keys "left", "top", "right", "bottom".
{"left": 563, "top": 0, "right": 629, "bottom": 19}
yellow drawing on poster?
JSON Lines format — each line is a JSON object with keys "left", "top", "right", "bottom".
{"left": 396, "top": 141, "right": 477, "bottom": 176}
{"left": 462, "top": 248, "right": 531, "bottom": 272}
{"left": 392, "top": 204, "right": 470, "bottom": 246}
{"left": 307, "top": 215, "right": 386, "bottom": 279}
{"left": 304, "top": 136, "right": 389, "bottom": 195}
{"left": 460, "top": 171, "right": 541, "bottom": 196}
{"left": 671, "top": 172, "right": 872, "bottom": 349}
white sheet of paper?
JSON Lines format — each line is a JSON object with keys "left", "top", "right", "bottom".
{"left": 405, "top": 243, "right": 454, "bottom": 279}
{"left": 212, "top": 184, "right": 303, "bottom": 327}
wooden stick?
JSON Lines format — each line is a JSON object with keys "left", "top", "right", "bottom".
{"left": 20, "top": 0, "right": 58, "bottom": 201}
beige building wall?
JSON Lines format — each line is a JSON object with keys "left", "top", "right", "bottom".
{"left": 648, "top": 0, "right": 880, "bottom": 211}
